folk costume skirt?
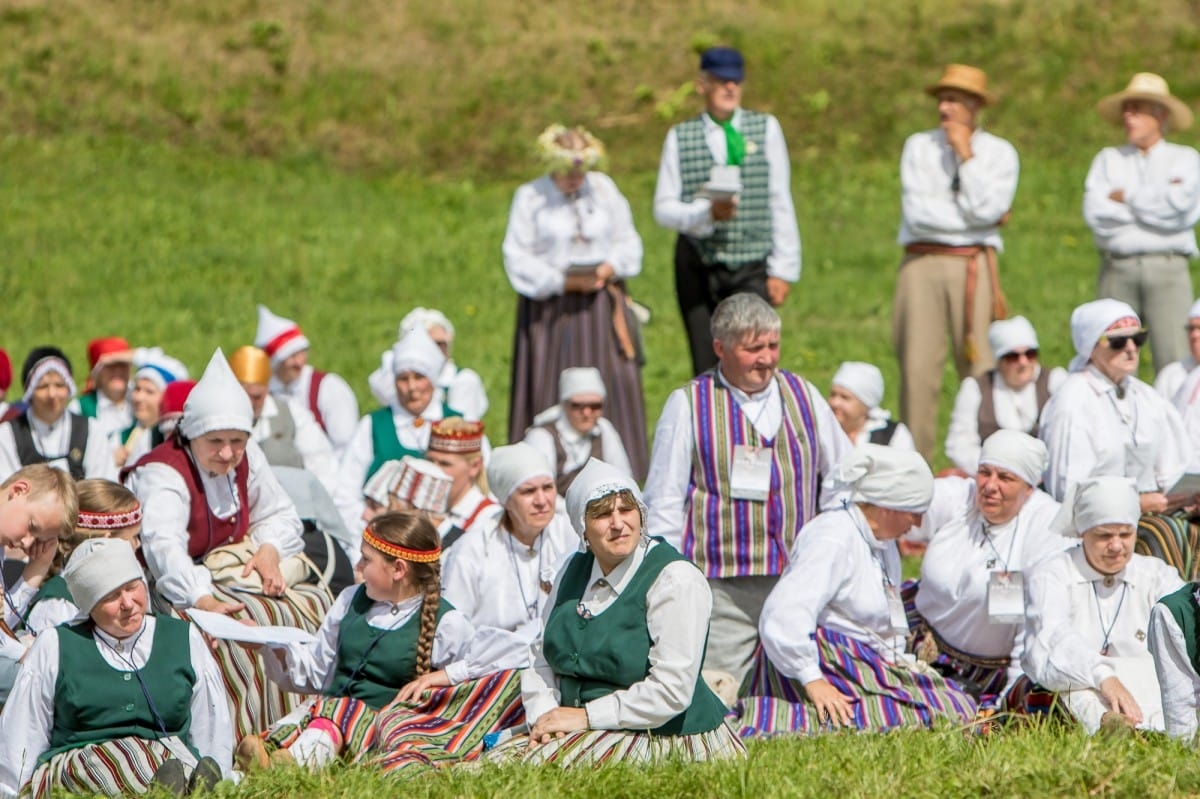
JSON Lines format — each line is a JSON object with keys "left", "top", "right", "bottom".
{"left": 487, "top": 722, "right": 745, "bottom": 768}
{"left": 507, "top": 288, "right": 648, "bottom": 481}
{"left": 28, "top": 736, "right": 195, "bottom": 799}
{"left": 734, "top": 627, "right": 978, "bottom": 736}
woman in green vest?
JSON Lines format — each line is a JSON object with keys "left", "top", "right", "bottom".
{"left": 494, "top": 458, "right": 745, "bottom": 766}
{"left": 0, "top": 538, "right": 231, "bottom": 797}
{"left": 235, "top": 510, "right": 527, "bottom": 774}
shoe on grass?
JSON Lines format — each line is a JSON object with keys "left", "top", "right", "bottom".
{"left": 151, "top": 758, "right": 189, "bottom": 796}
{"left": 187, "top": 756, "right": 223, "bottom": 794}
{"left": 235, "top": 735, "right": 270, "bottom": 772}
{"left": 269, "top": 747, "right": 297, "bottom": 769}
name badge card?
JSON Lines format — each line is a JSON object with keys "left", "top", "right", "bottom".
{"left": 729, "top": 445, "right": 772, "bottom": 502}
{"left": 987, "top": 571, "right": 1025, "bottom": 624}
{"left": 886, "top": 585, "right": 909, "bottom": 634}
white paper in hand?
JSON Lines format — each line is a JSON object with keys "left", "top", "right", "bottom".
{"left": 186, "top": 608, "right": 317, "bottom": 646}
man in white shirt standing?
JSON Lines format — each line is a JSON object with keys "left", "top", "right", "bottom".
{"left": 1085, "top": 72, "right": 1200, "bottom": 373}
{"left": 894, "top": 64, "right": 1019, "bottom": 460}
{"left": 653, "top": 46, "right": 801, "bottom": 376}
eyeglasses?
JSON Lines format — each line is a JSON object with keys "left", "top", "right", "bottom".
{"left": 567, "top": 401, "right": 603, "bottom": 412}
{"left": 1000, "top": 349, "right": 1038, "bottom": 363}
{"left": 1102, "top": 329, "right": 1148, "bottom": 350}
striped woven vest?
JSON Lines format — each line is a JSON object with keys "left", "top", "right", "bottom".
{"left": 676, "top": 111, "right": 773, "bottom": 268}
{"left": 682, "top": 371, "right": 821, "bottom": 578}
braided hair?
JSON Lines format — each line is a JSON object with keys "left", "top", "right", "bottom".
{"left": 366, "top": 510, "right": 442, "bottom": 676}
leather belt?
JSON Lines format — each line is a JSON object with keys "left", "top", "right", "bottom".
{"left": 904, "top": 242, "right": 1009, "bottom": 364}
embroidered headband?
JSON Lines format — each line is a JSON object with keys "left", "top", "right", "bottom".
{"left": 77, "top": 505, "right": 143, "bottom": 531}
{"left": 363, "top": 526, "right": 441, "bottom": 563}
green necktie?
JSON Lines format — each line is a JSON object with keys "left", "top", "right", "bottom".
{"left": 712, "top": 115, "right": 745, "bottom": 166}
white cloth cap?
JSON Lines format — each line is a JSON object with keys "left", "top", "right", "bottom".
{"left": 390, "top": 325, "right": 446, "bottom": 380}
{"left": 21, "top": 358, "right": 77, "bottom": 405}
{"left": 486, "top": 442, "right": 554, "bottom": 505}
{"left": 831, "top": 362, "right": 884, "bottom": 410}
{"left": 254, "top": 304, "right": 310, "bottom": 365}
{"left": 180, "top": 349, "right": 254, "bottom": 440}
{"left": 393, "top": 456, "right": 453, "bottom": 514}
{"left": 362, "top": 459, "right": 406, "bottom": 507}
{"left": 132, "top": 347, "right": 189, "bottom": 392}
{"left": 399, "top": 307, "right": 455, "bottom": 341}
{"left": 559, "top": 367, "right": 607, "bottom": 403}
{"left": 62, "top": 538, "right": 144, "bottom": 614}
{"left": 833, "top": 444, "right": 934, "bottom": 512}
{"left": 978, "top": 430, "right": 1047, "bottom": 487}
{"left": 1069, "top": 299, "right": 1140, "bottom": 372}
{"left": 988, "top": 316, "right": 1039, "bottom": 358}
{"left": 564, "top": 457, "right": 647, "bottom": 537}
{"left": 1052, "top": 476, "right": 1140, "bottom": 537}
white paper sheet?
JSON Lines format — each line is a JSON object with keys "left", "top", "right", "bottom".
{"left": 185, "top": 608, "right": 316, "bottom": 646}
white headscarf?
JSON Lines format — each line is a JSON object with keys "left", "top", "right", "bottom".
{"left": 390, "top": 325, "right": 446, "bottom": 380}
{"left": 1069, "top": 299, "right": 1140, "bottom": 372}
{"left": 978, "top": 430, "right": 1047, "bottom": 487}
{"left": 988, "top": 316, "right": 1039, "bottom": 359}
{"left": 559, "top": 367, "right": 607, "bottom": 402}
{"left": 1051, "top": 476, "right": 1140, "bottom": 537}
{"left": 399, "top": 307, "right": 455, "bottom": 341}
{"left": 1190, "top": 298, "right": 1200, "bottom": 320}
{"left": 62, "top": 538, "right": 144, "bottom": 615}
{"left": 486, "top": 443, "right": 554, "bottom": 505}
{"left": 564, "top": 458, "right": 647, "bottom": 537}
{"left": 833, "top": 444, "right": 934, "bottom": 513}
{"left": 180, "top": 349, "right": 254, "bottom": 440}
{"left": 832, "top": 362, "right": 884, "bottom": 410}
{"left": 21, "top": 357, "right": 77, "bottom": 404}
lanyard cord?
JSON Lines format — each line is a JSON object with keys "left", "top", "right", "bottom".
{"left": 978, "top": 517, "right": 1020, "bottom": 573}
{"left": 1093, "top": 581, "right": 1129, "bottom": 656}
{"left": 96, "top": 624, "right": 171, "bottom": 737}
{"left": 506, "top": 531, "right": 543, "bottom": 621}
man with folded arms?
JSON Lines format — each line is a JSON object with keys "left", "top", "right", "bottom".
{"left": 1084, "top": 72, "right": 1200, "bottom": 372}
{"left": 893, "top": 64, "right": 1019, "bottom": 459}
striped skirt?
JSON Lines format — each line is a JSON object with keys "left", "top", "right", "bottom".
{"left": 488, "top": 721, "right": 746, "bottom": 768}
{"left": 262, "top": 696, "right": 380, "bottom": 760}
{"left": 28, "top": 736, "right": 193, "bottom": 799}
{"left": 506, "top": 287, "right": 648, "bottom": 481}
{"left": 370, "top": 669, "right": 525, "bottom": 777}
{"left": 177, "top": 582, "right": 332, "bottom": 741}
{"left": 1136, "top": 511, "right": 1200, "bottom": 580}
{"left": 734, "top": 627, "right": 978, "bottom": 737}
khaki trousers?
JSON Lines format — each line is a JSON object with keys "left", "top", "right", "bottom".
{"left": 1097, "top": 251, "right": 1193, "bottom": 373}
{"left": 703, "top": 575, "right": 778, "bottom": 692}
{"left": 893, "top": 252, "right": 996, "bottom": 459}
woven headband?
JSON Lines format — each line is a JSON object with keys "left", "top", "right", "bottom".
{"left": 363, "top": 527, "right": 440, "bottom": 563}
{"left": 77, "top": 505, "right": 143, "bottom": 531}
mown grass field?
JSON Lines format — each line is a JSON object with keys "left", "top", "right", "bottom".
{"left": 5, "top": 1, "right": 1200, "bottom": 794}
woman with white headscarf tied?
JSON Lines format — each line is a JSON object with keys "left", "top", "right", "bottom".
{"left": 826, "top": 362, "right": 915, "bottom": 451}
{"left": 490, "top": 458, "right": 744, "bottom": 766}
{"left": 1020, "top": 476, "right": 1183, "bottom": 733}
{"left": 903, "top": 431, "right": 1070, "bottom": 705}
{"left": 737, "top": 445, "right": 977, "bottom": 736}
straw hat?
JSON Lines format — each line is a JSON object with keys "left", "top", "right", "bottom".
{"left": 1097, "top": 73, "right": 1193, "bottom": 131}
{"left": 925, "top": 64, "right": 994, "bottom": 106}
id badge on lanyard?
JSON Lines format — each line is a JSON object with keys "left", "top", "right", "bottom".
{"left": 886, "top": 584, "right": 908, "bottom": 634}
{"left": 987, "top": 571, "right": 1025, "bottom": 624}
{"left": 729, "top": 444, "right": 772, "bottom": 502}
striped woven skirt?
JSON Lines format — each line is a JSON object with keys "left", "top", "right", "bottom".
{"left": 27, "top": 736, "right": 195, "bottom": 799}
{"left": 177, "top": 582, "right": 332, "bottom": 741}
{"left": 488, "top": 720, "right": 746, "bottom": 768}
{"left": 369, "top": 669, "right": 525, "bottom": 777}
{"left": 734, "top": 627, "right": 978, "bottom": 736}
{"left": 1136, "top": 511, "right": 1200, "bottom": 580}
{"left": 506, "top": 287, "right": 648, "bottom": 481}
{"left": 261, "top": 695, "right": 380, "bottom": 760}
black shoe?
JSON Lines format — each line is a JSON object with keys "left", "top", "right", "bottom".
{"left": 151, "top": 758, "right": 189, "bottom": 796}
{"left": 187, "top": 756, "right": 223, "bottom": 795}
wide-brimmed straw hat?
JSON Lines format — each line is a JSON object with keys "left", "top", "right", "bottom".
{"left": 924, "top": 64, "right": 994, "bottom": 106}
{"left": 1097, "top": 73, "right": 1193, "bottom": 131}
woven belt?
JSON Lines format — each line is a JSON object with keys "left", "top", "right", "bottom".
{"left": 905, "top": 242, "right": 1009, "bottom": 364}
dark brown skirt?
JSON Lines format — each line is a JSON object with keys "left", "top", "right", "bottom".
{"left": 507, "top": 285, "right": 648, "bottom": 481}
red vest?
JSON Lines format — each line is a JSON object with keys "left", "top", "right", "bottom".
{"left": 132, "top": 438, "right": 251, "bottom": 560}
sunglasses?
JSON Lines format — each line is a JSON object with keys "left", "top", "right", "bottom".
{"left": 1102, "top": 329, "right": 1148, "bottom": 350}
{"left": 1000, "top": 349, "right": 1038, "bottom": 363}
{"left": 567, "top": 401, "right": 603, "bottom": 412}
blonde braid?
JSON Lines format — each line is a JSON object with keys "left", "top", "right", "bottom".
{"left": 414, "top": 559, "right": 442, "bottom": 676}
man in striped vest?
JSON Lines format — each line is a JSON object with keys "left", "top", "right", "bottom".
{"left": 653, "top": 46, "right": 801, "bottom": 376}
{"left": 644, "top": 294, "right": 853, "bottom": 690}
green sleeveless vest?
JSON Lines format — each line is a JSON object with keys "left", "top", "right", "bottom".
{"left": 45, "top": 616, "right": 196, "bottom": 764}
{"left": 1158, "top": 582, "right": 1200, "bottom": 674}
{"left": 325, "top": 585, "right": 453, "bottom": 710}
{"left": 542, "top": 540, "right": 727, "bottom": 735}
{"left": 20, "top": 574, "right": 75, "bottom": 628}
{"left": 365, "top": 404, "right": 462, "bottom": 483}
{"left": 77, "top": 392, "right": 99, "bottom": 419}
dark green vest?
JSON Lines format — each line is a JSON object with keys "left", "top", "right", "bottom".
{"left": 543, "top": 540, "right": 727, "bottom": 735}
{"left": 77, "top": 392, "right": 99, "bottom": 419}
{"left": 1158, "top": 582, "right": 1200, "bottom": 673}
{"left": 365, "top": 404, "right": 462, "bottom": 483}
{"left": 45, "top": 616, "right": 196, "bottom": 764}
{"left": 325, "top": 585, "right": 453, "bottom": 710}
{"left": 20, "top": 574, "right": 74, "bottom": 629}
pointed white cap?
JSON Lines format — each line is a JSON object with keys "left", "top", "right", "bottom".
{"left": 390, "top": 325, "right": 446, "bottom": 380}
{"left": 180, "top": 349, "right": 254, "bottom": 440}
{"left": 254, "top": 304, "right": 310, "bottom": 365}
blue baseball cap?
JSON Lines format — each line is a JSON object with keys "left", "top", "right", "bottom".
{"left": 700, "top": 47, "right": 744, "bottom": 83}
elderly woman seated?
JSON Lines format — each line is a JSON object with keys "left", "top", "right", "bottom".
{"left": 0, "top": 538, "right": 231, "bottom": 797}
{"left": 1021, "top": 477, "right": 1184, "bottom": 733}
{"left": 826, "top": 362, "right": 914, "bottom": 450}
{"left": 904, "top": 431, "right": 1070, "bottom": 705}
{"left": 737, "top": 445, "right": 977, "bottom": 736}
{"left": 491, "top": 459, "right": 743, "bottom": 766}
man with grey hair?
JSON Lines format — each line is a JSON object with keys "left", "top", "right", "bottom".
{"left": 643, "top": 293, "right": 852, "bottom": 692}
{"left": 1084, "top": 72, "right": 1200, "bottom": 371}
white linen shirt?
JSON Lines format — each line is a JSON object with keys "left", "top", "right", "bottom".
{"left": 1148, "top": 598, "right": 1200, "bottom": 741}
{"left": 502, "top": 172, "right": 643, "bottom": 301}
{"left": 848, "top": 416, "right": 916, "bottom": 451}
{"left": 252, "top": 394, "right": 339, "bottom": 495}
{"left": 520, "top": 539, "right": 713, "bottom": 731}
{"left": 759, "top": 505, "right": 907, "bottom": 686}
{"left": 1083, "top": 140, "right": 1200, "bottom": 256}
{"left": 643, "top": 368, "right": 853, "bottom": 552}
{"left": 270, "top": 364, "right": 360, "bottom": 457}
{"left": 945, "top": 366, "right": 1067, "bottom": 474}
{"left": 897, "top": 127, "right": 1019, "bottom": 249}
{"left": 652, "top": 109, "right": 801, "bottom": 282}
{"left": 1039, "top": 366, "right": 1191, "bottom": 501}
{"left": 1165, "top": 361, "right": 1200, "bottom": 472}
{"left": 907, "top": 477, "right": 1069, "bottom": 686}
{"left": 1155, "top": 357, "right": 1196, "bottom": 402}
{"left": 523, "top": 415, "right": 633, "bottom": 485}
{"left": 0, "top": 616, "right": 233, "bottom": 798}
{"left": 126, "top": 440, "right": 305, "bottom": 608}
{"left": 0, "top": 413, "right": 117, "bottom": 483}
{"left": 437, "top": 486, "right": 501, "bottom": 545}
